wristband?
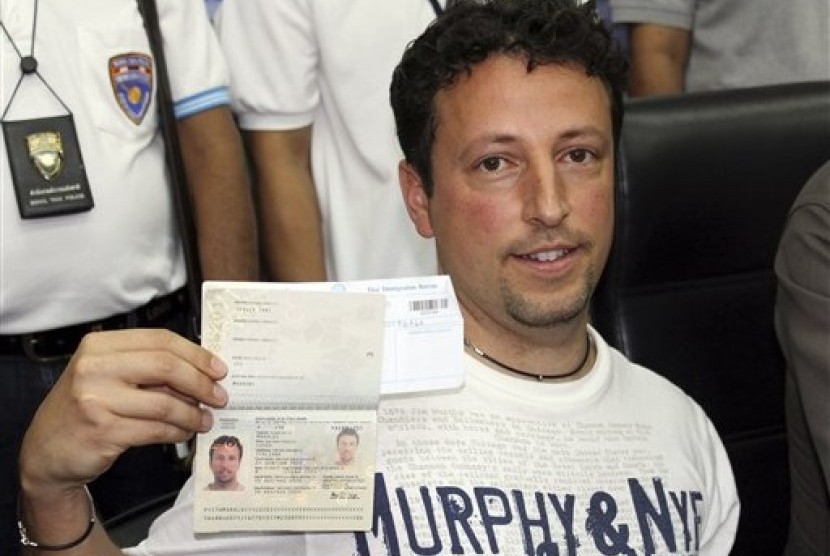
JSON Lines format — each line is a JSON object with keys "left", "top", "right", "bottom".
{"left": 18, "top": 485, "right": 96, "bottom": 551}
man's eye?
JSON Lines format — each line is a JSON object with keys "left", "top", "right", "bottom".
{"left": 479, "top": 156, "right": 505, "bottom": 172}
{"left": 567, "top": 149, "right": 593, "bottom": 163}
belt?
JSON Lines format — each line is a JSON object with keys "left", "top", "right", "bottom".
{"left": 0, "top": 289, "right": 188, "bottom": 363}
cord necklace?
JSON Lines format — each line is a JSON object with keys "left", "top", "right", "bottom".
{"left": 464, "top": 332, "right": 592, "bottom": 381}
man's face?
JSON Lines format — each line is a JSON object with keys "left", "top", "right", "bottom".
{"left": 337, "top": 434, "right": 359, "bottom": 465}
{"left": 401, "top": 55, "right": 614, "bottom": 342}
{"left": 210, "top": 444, "right": 241, "bottom": 485}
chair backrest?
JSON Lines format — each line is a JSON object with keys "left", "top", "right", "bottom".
{"left": 104, "top": 490, "right": 178, "bottom": 548}
{"left": 592, "top": 81, "right": 830, "bottom": 555}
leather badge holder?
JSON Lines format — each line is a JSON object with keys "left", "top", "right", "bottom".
{"left": 3, "top": 114, "right": 93, "bottom": 218}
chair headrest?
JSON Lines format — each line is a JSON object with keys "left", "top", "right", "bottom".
{"left": 612, "top": 81, "right": 830, "bottom": 286}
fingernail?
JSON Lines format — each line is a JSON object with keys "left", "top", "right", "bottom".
{"left": 210, "top": 356, "right": 228, "bottom": 378}
{"left": 213, "top": 383, "right": 228, "bottom": 404}
{"left": 201, "top": 409, "right": 214, "bottom": 431}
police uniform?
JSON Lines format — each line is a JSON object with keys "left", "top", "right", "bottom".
{"left": 0, "top": 0, "right": 230, "bottom": 553}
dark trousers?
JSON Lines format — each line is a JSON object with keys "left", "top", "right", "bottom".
{"left": 0, "top": 314, "right": 191, "bottom": 555}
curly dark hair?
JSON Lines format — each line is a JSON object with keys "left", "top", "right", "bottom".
{"left": 390, "top": 0, "right": 628, "bottom": 195}
{"left": 209, "top": 435, "right": 243, "bottom": 461}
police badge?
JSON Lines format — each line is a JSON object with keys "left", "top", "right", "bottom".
{"left": 27, "top": 130, "right": 63, "bottom": 181}
{"left": 2, "top": 115, "right": 94, "bottom": 218}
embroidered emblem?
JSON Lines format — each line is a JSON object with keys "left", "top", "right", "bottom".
{"left": 109, "top": 53, "right": 153, "bottom": 124}
{"left": 26, "top": 131, "right": 64, "bottom": 181}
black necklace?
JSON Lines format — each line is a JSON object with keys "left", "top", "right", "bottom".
{"left": 0, "top": 0, "right": 70, "bottom": 119}
{"left": 464, "top": 332, "right": 592, "bottom": 381}
{"left": 0, "top": 0, "right": 40, "bottom": 73}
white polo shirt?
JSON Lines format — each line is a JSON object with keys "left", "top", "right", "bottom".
{"left": 216, "top": 0, "right": 440, "bottom": 282}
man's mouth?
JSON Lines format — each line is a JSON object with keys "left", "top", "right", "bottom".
{"left": 521, "top": 248, "right": 572, "bottom": 262}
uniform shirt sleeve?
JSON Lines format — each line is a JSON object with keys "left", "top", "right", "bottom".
{"left": 608, "top": 0, "right": 695, "bottom": 30}
{"left": 156, "top": 0, "right": 231, "bottom": 118}
{"left": 214, "top": 0, "right": 318, "bottom": 130}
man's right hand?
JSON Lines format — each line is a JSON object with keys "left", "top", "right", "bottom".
{"left": 18, "top": 329, "right": 228, "bottom": 554}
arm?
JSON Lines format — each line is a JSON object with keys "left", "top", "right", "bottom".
{"left": 775, "top": 166, "right": 830, "bottom": 488}
{"left": 626, "top": 23, "right": 691, "bottom": 96}
{"left": 18, "top": 330, "right": 229, "bottom": 555}
{"left": 244, "top": 127, "right": 328, "bottom": 282}
{"left": 178, "top": 106, "right": 259, "bottom": 281}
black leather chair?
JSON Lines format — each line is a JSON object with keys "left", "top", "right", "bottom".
{"left": 592, "top": 81, "right": 830, "bottom": 555}
{"left": 104, "top": 490, "right": 178, "bottom": 548}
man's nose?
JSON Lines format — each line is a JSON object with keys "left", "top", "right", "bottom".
{"left": 521, "top": 162, "right": 570, "bottom": 227}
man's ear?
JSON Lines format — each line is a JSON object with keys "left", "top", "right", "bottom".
{"left": 399, "top": 161, "right": 435, "bottom": 238}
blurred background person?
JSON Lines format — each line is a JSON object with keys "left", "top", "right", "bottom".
{"left": 775, "top": 160, "right": 830, "bottom": 556}
{"left": 214, "top": 0, "right": 443, "bottom": 281}
{"left": 609, "top": 0, "right": 829, "bottom": 96}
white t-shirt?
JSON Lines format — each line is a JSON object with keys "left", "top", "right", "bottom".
{"left": 0, "top": 0, "right": 229, "bottom": 333}
{"left": 215, "top": 0, "right": 439, "bottom": 281}
{"left": 127, "top": 329, "right": 739, "bottom": 555}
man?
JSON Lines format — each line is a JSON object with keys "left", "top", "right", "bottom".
{"left": 17, "top": 1, "right": 739, "bottom": 554}
{"left": 214, "top": 0, "right": 438, "bottom": 282}
{"left": 609, "top": 0, "right": 829, "bottom": 96}
{"left": 335, "top": 428, "right": 360, "bottom": 468}
{"left": 0, "top": 0, "right": 258, "bottom": 553}
{"left": 775, "top": 160, "right": 830, "bottom": 556}
{"left": 205, "top": 436, "right": 244, "bottom": 491}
